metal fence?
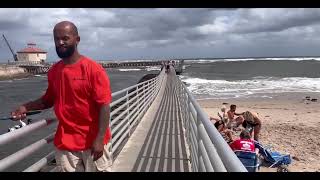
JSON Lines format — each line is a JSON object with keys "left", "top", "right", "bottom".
{"left": 174, "top": 71, "right": 247, "bottom": 172}
{"left": 109, "top": 70, "right": 165, "bottom": 158}
{"left": 0, "top": 70, "right": 165, "bottom": 172}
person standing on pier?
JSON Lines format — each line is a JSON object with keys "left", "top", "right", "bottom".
{"left": 10, "top": 21, "right": 112, "bottom": 172}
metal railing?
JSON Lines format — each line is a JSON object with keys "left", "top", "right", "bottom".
{"left": 0, "top": 70, "right": 165, "bottom": 172}
{"left": 109, "top": 70, "right": 165, "bottom": 158}
{"left": 0, "top": 119, "right": 57, "bottom": 171}
{"left": 174, "top": 70, "right": 247, "bottom": 172}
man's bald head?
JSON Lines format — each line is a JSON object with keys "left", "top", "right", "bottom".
{"left": 53, "top": 21, "right": 80, "bottom": 59}
{"left": 54, "top": 21, "right": 78, "bottom": 36}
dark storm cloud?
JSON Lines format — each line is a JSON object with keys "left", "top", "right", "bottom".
{"left": 1, "top": 8, "right": 320, "bottom": 61}
{"left": 232, "top": 8, "right": 320, "bottom": 34}
{"left": 0, "top": 20, "right": 28, "bottom": 30}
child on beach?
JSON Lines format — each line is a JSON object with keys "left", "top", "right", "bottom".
{"left": 210, "top": 105, "right": 233, "bottom": 142}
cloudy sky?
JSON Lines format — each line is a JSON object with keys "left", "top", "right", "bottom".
{"left": 1, "top": 8, "right": 320, "bottom": 62}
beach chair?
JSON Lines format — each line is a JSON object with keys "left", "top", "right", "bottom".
{"left": 234, "top": 150, "right": 259, "bottom": 172}
{"left": 254, "top": 141, "right": 291, "bottom": 172}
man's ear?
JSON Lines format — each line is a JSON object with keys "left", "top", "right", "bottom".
{"left": 77, "top": 36, "right": 80, "bottom": 43}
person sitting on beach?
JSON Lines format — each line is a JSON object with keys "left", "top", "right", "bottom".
{"left": 227, "top": 104, "right": 244, "bottom": 130}
{"left": 242, "top": 111, "right": 262, "bottom": 142}
{"left": 229, "top": 130, "right": 258, "bottom": 154}
{"left": 210, "top": 105, "right": 228, "bottom": 123}
{"left": 210, "top": 105, "right": 233, "bottom": 142}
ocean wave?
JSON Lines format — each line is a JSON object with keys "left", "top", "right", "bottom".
{"left": 0, "top": 80, "right": 13, "bottom": 83}
{"left": 117, "top": 68, "right": 142, "bottom": 72}
{"left": 145, "top": 66, "right": 161, "bottom": 71}
{"left": 181, "top": 76, "right": 320, "bottom": 99}
{"left": 185, "top": 57, "right": 320, "bottom": 64}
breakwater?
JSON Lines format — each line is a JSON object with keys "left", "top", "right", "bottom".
{"left": 0, "top": 65, "right": 30, "bottom": 80}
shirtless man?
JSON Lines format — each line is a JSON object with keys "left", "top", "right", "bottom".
{"left": 227, "top": 104, "right": 244, "bottom": 130}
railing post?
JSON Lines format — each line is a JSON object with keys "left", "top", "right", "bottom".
{"left": 126, "top": 90, "right": 131, "bottom": 137}
{"left": 197, "top": 112, "right": 202, "bottom": 172}
{"left": 146, "top": 81, "right": 149, "bottom": 107}
{"left": 136, "top": 85, "right": 140, "bottom": 123}
{"left": 187, "top": 95, "right": 193, "bottom": 170}
{"left": 153, "top": 78, "right": 157, "bottom": 98}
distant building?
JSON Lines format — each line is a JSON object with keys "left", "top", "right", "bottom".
{"left": 17, "top": 43, "right": 47, "bottom": 63}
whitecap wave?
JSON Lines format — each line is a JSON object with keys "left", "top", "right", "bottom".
{"left": 117, "top": 69, "right": 142, "bottom": 72}
{"left": 145, "top": 66, "right": 161, "bottom": 71}
{"left": 181, "top": 76, "right": 320, "bottom": 99}
{"left": 185, "top": 57, "right": 320, "bottom": 64}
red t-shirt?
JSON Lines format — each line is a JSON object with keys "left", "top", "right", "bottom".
{"left": 41, "top": 56, "right": 112, "bottom": 151}
{"left": 229, "top": 139, "right": 255, "bottom": 152}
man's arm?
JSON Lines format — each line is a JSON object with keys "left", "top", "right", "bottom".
{"left": 210, "top": 116, "right": 220, "bottom": 122}
{"left": 11, "top": 98, "right": 53, "bottom": 120}
{"left": 91, "top": 104, "right": 110, "bottom": 161}
{"left": 234, "top": 112, "right": 244, "bottom": 116}
{"left": 24, "top": 98, "right": 52, "bottom": 111}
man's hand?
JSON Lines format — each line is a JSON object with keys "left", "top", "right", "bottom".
{"left": 10, "top": 106, "right": 27, "bottom": 121}
{"left": 91, "top": 137, "right": 104, "bottom": 161}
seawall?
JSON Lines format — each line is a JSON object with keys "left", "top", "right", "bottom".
{"left": 0, "top": 65, "right": 30, "bottom": 80}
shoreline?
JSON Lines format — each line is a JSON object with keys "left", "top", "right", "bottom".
{"left": 197, "top": 92, "right": 320, "bottom": 172}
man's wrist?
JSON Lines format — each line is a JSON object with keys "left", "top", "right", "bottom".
{"left": 19, "top": 105, "right": 28, "bottom": 112}
{"left": 96, "top": 133, "right": 105, "bottom": 141}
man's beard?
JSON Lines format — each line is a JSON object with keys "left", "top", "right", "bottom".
{"left": 56, "top": 45, "right": 75, "bottom": 58}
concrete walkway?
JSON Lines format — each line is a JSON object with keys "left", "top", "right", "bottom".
{"left": 112, "top": 70, "right": 190, "bottom": 172}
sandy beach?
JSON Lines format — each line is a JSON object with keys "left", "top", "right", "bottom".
{"left": 197, "top": 92, "right": 320, "bottom": 172}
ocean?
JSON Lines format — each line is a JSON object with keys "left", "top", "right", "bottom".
{"left": 180, "top": 58, "right": 320, "bottom": 100}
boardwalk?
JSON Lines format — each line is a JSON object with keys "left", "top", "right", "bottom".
{"left": 113, "top": 70, "right": 190, "bottom": 172}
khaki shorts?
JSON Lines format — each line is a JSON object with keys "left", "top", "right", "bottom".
{"left": 55, "top": 143, "right": 113, "bottom": 172}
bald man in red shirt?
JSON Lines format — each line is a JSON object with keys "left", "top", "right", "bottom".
{"left": 11, "top": 21, "right": 112, "bottom": 172}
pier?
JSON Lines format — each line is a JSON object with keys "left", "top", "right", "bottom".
{"left": 7, "top": 60, "right": 184, "bottom": 75}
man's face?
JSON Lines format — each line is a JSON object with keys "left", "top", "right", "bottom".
{"left": 54, "top": 26, "right": 79, "bottom": 58}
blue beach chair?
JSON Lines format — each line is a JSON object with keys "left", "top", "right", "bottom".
{"left": 254, "top": 141, "right": 291, "bottom": 172}
{"left": 234, "top": 150, "right": 259, "bottom": 172}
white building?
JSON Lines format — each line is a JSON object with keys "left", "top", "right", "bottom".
{"left": 17, "top": 43, "right": 47, "bottom": 63}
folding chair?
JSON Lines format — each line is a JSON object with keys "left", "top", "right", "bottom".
{"left": 234, "top": 150, "right": 259, "bottom": 172}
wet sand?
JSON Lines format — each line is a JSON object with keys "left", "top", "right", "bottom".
{"left": 197, "top": 92, "right": 320, "bottom": 172}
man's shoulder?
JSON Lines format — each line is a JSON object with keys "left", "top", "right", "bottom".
{"left": 81, "top": 56, "right": 103, "bottom": 70}
{"left": 48, "top": 60, "right": 63, "bottom": 73}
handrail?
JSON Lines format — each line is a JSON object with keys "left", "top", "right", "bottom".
{"left": 111, "top": 77, "right": 155, "bottom": 98}
{"left": 110, "top": 70, "right": 165, "bottom": 158}
{"left": 23, "top": 151, "right": 55, "bottom": 172}
{"left": 174, "top": 68, "right": 247, "bottom": 172}
{"left": 0, "top": 133, "right": 54, "bottom": 171}
{"left": 0, "top": 118, "right": 56, "bottom": 146}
